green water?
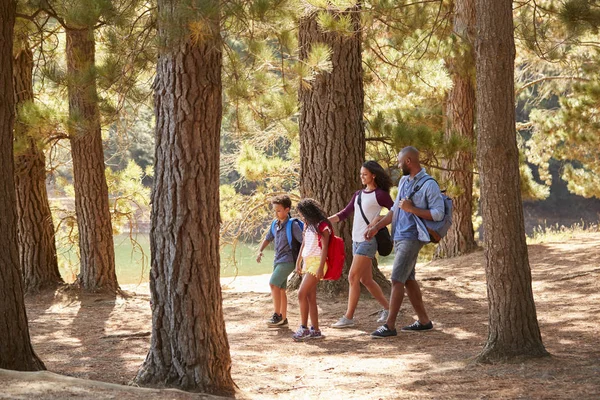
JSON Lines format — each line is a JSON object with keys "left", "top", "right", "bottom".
{"left": 58, "top": 234, "right": 397, "bottom": 285}
{"left": 58, "top": 233, "right": 276, "bottom": 285}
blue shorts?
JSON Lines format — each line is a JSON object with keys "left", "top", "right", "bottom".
{"left": 391, "top": 240, "right": 425, "bottom": 283}
{"left": 352, "top": 238, "right": 377, "bottom": 259}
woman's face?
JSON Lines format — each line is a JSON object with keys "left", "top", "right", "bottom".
{"left": 360, "top": 167, "right": 375, "bottom": 186}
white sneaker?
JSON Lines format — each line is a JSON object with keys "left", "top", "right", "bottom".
{"left": 376, "top": 309, "right": 390, "bottom": 323}
{"left": 331, "top": 315, "right": 355, "bottom": 328}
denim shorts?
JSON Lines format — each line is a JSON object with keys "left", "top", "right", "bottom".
{"left": 269, "top": 262, "right": 296, "bottom": 289}
{"left": 391, "top": 240, "right": 425, "bottom": 283}
{"left": 352, "top": 238, "right": 377, "bottom": 259}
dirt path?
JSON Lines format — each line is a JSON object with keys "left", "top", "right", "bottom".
{"left": 7, "top": 233, "right": 600, "bottom": 399}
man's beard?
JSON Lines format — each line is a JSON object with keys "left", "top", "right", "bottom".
{"left": 402, "top": 167, "right": 410, "bottom": 176}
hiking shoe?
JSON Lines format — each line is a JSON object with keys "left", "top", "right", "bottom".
{"left": 292, "top": 326, "right": 311, "bottom": 341}
{"left": 401, "top": 320, "right": 433, "bottom": 332}
{"left": 309, "top": 326, "right": 324, "bottom": 340}
{"left": 370, "top": 324, "right": 397, "bottom": 339}
{"left": 331, "top": 315, "right": 355, "bottom": 328}
{"left": 376, "top": 309, "right": 389, "bottom": 323}
{"left": 266, "top": 313, "right": 283, "bottom": 327}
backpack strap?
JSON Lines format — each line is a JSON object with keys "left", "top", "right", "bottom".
{"left": 286, "top": 218, "right": 298, "bottom": 248}
{"left": 407, "top": 177, "right": 436, "bottom": 200}
{"left": 356, "top": 190, "right": 371, "bottom": 225}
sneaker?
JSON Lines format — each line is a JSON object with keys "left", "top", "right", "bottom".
{"left": 277, "top": 318, "right": 288, "bottom": 327}
{"left": 266, "top": 313, "right": 283, "bottom": 327}
{"left": 292, "top": 325, "right": 311, "bottom": 341}
{"left": 331, "top": 315, "right": 355, "bottom": 328}
{"left": 376, "top": 309, "right": 389, "bottom": 323}
{"left": 401, "top": 320, "right": 433, "bottom": 332}
{"left": 370, "top": 324, "right": 397, "bottom": 339}
{"left": 309, "top": 326, "right": 324, "bottom": 340}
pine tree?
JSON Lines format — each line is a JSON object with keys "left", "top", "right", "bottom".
{"left": 0, "top": 0, "right": 46, "bottom": 371}
{"left": 297, "top": 1, "right": 377, "bottom": 293}
{"left": 13, "top": 19, "right": 63, "bottom": 293}
{"left": 475, "top": 0, "right": 548, "bottom": 362}
{"left": 135, "top": 0, "right": 235, "bottom": 394}
{"left": 436, "top": 0, "right": 478, "bottom": 258}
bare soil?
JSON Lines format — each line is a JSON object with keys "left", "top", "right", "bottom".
{"left": 4, "top": 233, "right": 600, "bottom": 399}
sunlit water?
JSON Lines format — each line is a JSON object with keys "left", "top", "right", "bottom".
{"left": 58, "top": 233, "right": 395, "bottom": 285}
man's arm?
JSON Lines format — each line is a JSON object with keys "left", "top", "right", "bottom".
{"left": 399, "top": 181, "right": 444, "bottom": 221}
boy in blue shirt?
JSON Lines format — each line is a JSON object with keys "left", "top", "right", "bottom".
{"left": 257, "top": 195, "right": 303, "bottom": 327}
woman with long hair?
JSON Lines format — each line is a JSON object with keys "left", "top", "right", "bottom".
{"left": 328, "top": 161, "right": 394, "bottom": 328}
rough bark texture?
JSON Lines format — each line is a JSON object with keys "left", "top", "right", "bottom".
{"left": 475, "top": 0, "right": 548, "bottom": 362}
{"left": 0, "top": 0, "right": 46, "bottom": 371}
{"left": 66, "top": 28, "right": 118, "bottom": 292}
{"left": 135, "top": 1, "right": 235, "bottom": 395}
{"left": 297, "top": 7, "right": 389, "bottom": 294}
{"left": 14, "top": 43, "right": 63, "bottom": 293}
{"left": 437, "top": 0, "right": 478, "bottom": 259}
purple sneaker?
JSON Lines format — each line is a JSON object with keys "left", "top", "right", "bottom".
{"left": 309, "top": 326, "right": 324, "bottom": 340}
{"left": 292, "top": 325, "right": 311, "bottom": 341}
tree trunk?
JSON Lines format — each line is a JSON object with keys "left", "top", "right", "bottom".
{"left": 297, "top": 5, "right": 389, "bottom": 294}
{"left": 474, "top": 0, "right": 548, "bottom": 362}
{"left": 66, "top": 27, "right": 118, "bottom": 292}
{"left": 437, "top": 0, "right": 478, "bottom": 259}
{"left": 0, "top": 0, "right": 45, "bottom": 371}
{"left": 135, "top": 1, "right": 235, "bottom": 395}
{"left": 13, "top": 42, "right": 63, "bottom": 293}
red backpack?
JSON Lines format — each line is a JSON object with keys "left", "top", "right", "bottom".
{"left": 317, "top": 221, "right": 345, "bottom": 281}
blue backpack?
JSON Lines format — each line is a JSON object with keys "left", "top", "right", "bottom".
{"left": 270, "top": 218, "right": 304, "bottom": 261}
{"left": 408, "top": 177, "right": 453, "bottom": 243}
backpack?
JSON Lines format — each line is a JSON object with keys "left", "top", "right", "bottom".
{"left": 271, "top": 218, "right": 304, "bottom": 262}
{"left": 316, "top": 220, "right": 345, "bottom": 280}
{"left": 407, "top": 177, "right": 453, "bottom": 243}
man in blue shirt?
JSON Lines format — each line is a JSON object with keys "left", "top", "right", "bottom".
{"left": 365, "top": 146, "right": 445, "bottom": 338}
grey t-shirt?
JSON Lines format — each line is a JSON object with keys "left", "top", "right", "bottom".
{"left": 265, "top": 217, "right": 303, "bottom": 264}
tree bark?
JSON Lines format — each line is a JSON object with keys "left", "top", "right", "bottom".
{"left": 475, "top": 0, "right": 548, "bottom": 362}
{"left": 437, "top": 0, "right": 479, "bottom": 258}
{"left": 297, "top": 5, "right": 389, "bottom": 294}
{"left": 0, "top": 0, "right": 45, "bottom": 371}
{"left": 13, "top": 41, "right": 63, "bottom": 293}
{"left": 66, "top": 27, "right": 118, "bottom": 292}
{"left": 135, "top": 1, "right": 235, "bottom": 395}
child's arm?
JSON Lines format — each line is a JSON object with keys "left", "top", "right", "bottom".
{"left": 256, "top": 239, "right": 271, "bottom": 263}
{"left": 317, "top": 229, "right": 330, "bottom": 280}
{"left": 295, "top": 242, "right": 305, "bottom": 274}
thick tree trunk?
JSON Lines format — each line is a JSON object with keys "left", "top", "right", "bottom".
{"left": 475, "top": 0, "right": 548, "bottom": 362}
{"left": 437, "top": 0, "right": 478, "bottom": 258}
{"left": 0, "top": 1, "right": 46, "bottom": 371}
{"left": 297, "top": 5, "right": 388, "bottom": 294}
{"left": 13, "top": 43, "right": 63, "bottom": 293}
{"left": 135, "top": 1, "right": 235, "bottom": 395}
{"left": 66, "top": 28, "right": 118, "bottom": 292}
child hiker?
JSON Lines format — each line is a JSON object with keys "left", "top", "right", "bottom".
{"left": 257, "top": 195, "right": 303, "bottom": 327}
{"left": 292, "top": 198, "right": 331, "bottom": 341}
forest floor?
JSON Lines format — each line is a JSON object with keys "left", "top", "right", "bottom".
{"left": 3, "top": 232, "right": 600, "bottom": 399}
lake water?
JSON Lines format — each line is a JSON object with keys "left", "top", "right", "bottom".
{"left": 58, "top": 233, "right": 395, "bottom": 285}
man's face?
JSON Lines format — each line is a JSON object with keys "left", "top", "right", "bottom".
{"left": 397, "top": 154, "right": 410, "bottom": 176}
